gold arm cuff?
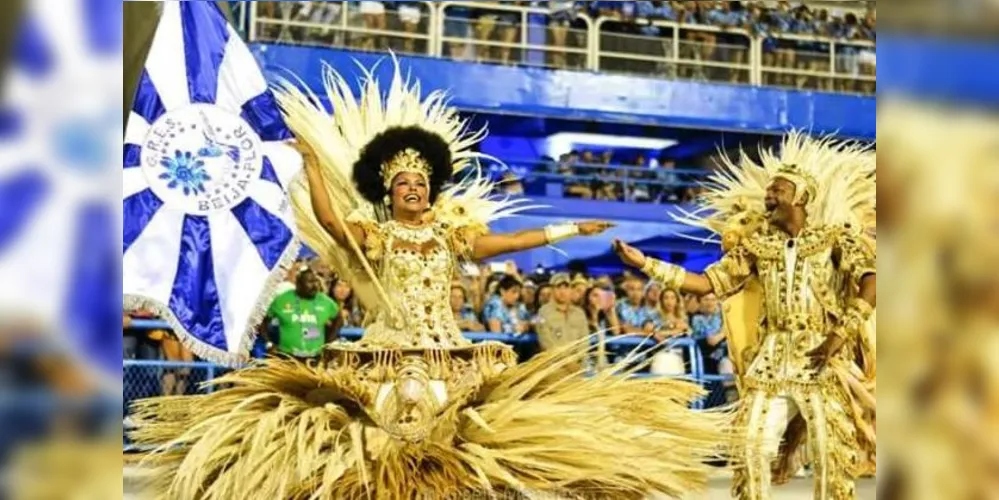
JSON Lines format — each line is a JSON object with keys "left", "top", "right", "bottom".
{"left": 544, "top": 223, "right": 580, "bottom": 244}
{"left": 641, "top": 258, "right": 687, "bottom": 290}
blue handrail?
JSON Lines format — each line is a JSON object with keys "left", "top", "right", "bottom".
{"left": 125, "top": 321, "right": 729, "bottom": 411}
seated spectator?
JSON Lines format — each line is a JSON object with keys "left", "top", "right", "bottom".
{"left": 274, "top": 261, "right": 299, "bottom": 296}
{"left": 296, "top": 1, "right": 343, "bottom": 45}
{"left": 626, "top": 155, "right": 653, "bottom": 202}
{"left": 443, "top": 3, "right": 474, "bottom": 59}
{"left": 570, "top": 273, "right": 591, "bottom": 307}
{"left": 521, "top": 279, "right": 539, "bottom": 316}
{"left": 499, "top": 170, "right": 525, "bottom": 196}
{"left": 809, "top": 8, "right": 835, "bottom": 91}
{"left": 583, "top": 285, "right": 621, "bottom": 336}
{"left": 643, "top": 279, "right": 662, "bottom": 312}
{"left": 392, "top": 1, "right": 425, "bottom": 54}
{"left": 158, "top": 327, "right": 194, "bottom": 396}
{"left": 653, "top": 158, "right": 682, "bottom": 202}
{"left": 483, "top": 275, "right": 531, "bottom": 335}
{"left": 684, "top": 293, "right": 700, "bottom": 317}
{"left": 770, "top": 0, "right": 797, "bottom": 87}
{"left": 857, "top": 9, "right": 876, "bottom": 94}
{"left": 534, "top": 282, "right": 554, "bottom": 311}
{"left": 471, "top": 2, "right": 523, "bottom": 64}
{"left": 616, "top": 275, "right": 656, "bottom": 335}
{"left": 450, "top": 283, "right": 485, "bottom": 332}
{"left": 745, "top": 3, "right": 778, "bottom": 85}
{"left": 497, "top": 1, "right": 527, "bottom": 65}
{"left": 547, "top": 0, "right": 578, "bottom": 68}
{"left": 652, "top": 288, "right": 691, "bottom": 341}
{"left": 260, "top": 265, "right": 339, "bottom": 361}
{"left": 649, "top": 288, "right": 691, "bottom": 375}
{"left": 564, "top": 150, "right": 595, "bottom": 199}
{"left": 329, "top": 276, "right": 361, "bottom": 328}
{"left": 122, "top": 309, "right": 161, "bottom": 362}
{"left": 536, "top": 273, "right": 589, "bottom": 354}
{"left": 358, "top": 1, "right": 387, "bottom": 51}
{"left": 690, "top": 292, "right": 729, "bottom": 375}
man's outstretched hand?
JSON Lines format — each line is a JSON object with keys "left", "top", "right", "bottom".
{"left": 613, "top": 239, "right": 647, "bottom": 268}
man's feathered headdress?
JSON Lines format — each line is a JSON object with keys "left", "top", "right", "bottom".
{"left": 677, "top": 131, "right": 876, "bottom": 241}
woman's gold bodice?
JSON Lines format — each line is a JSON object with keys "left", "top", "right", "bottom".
{"left": 358, "top": 220, "right": 470, "bottom": 349}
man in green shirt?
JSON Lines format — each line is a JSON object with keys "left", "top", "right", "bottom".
{"left": 262, "top": 265, "right": 339, "bottom": 359}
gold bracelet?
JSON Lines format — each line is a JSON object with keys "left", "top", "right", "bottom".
{"left": 642, "top": 258, "right": 687, "bottom": 290}
{"left": 544, "top": 223, "right": 579, "bottom": 244}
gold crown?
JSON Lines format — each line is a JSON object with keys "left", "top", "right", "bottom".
{"left": 773, "top": 163, "right": 818, "bottom": 202}
{"left": 382, "top": 148, "right": 431, "bottom": 190}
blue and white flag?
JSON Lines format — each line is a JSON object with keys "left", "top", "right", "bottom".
{"left": 0, "top": 0, "right": 122, "bottom": 384}
{"left": 123, "top": 2, "right": 301, "bottom": 365}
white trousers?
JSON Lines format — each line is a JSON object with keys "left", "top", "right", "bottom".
{"left": 735, "top": 387, "right": 858, "bottom": 500}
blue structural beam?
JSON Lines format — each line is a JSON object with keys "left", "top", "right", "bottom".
{"left": 483, "top": 196, "right": 716, "bottom": 271}
{"left": 251, "top": 45, "right": 875, "bottom": 140}
{"left": 879, "top": 35, "right": 999, "bottom": 108}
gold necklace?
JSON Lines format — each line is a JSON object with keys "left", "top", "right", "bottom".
{"left": 387, "top": 220, "right": 435, "bottom": 244}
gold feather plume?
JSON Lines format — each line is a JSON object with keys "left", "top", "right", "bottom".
{"left": 130, "top": 339, "right": 733, "bottom": 500}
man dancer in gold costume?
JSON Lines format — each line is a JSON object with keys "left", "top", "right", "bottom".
{"left": 615, "top": 133, "right": 876, "bottom": 499}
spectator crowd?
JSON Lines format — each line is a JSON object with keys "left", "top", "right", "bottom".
{"left": 125, "top": 254, "right": 735, "bottom": 390}
{"left": 537, "top": 149, "right": 705, "bottom": 203}
{"left": 249, "top": 0, "right": 875, "bottom": 93}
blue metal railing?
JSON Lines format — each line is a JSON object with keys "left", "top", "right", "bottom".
{"left": 124, "top": 323, "right": 727, "bottom": 391}
{"left": 486, "top": 157, "right": 711, "bottom": 193}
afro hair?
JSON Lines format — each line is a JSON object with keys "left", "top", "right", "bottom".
{"left": 352, "top": 126, "right": 453, "bottom": 205}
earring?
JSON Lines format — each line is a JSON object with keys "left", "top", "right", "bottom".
{"left": 383, "top": 195, "right": 390, "bottom": 205}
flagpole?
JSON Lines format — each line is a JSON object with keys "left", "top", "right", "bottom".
{"left": 123, "top": 1, "right": 236, "bottom": 134}
{"left": 0, "top": 0, "right": 26, "bottom": 97}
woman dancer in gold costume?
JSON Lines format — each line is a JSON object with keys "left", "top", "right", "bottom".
{"left": 131, "top": 62, "right": 733, "bottom": 500}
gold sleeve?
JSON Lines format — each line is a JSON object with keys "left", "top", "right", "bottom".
{"left": 446, "top": 223, "right": 488, "bottom": 261}
{"left": 345, "top": 211, "right": 384, "bottom": 264}
{"left": 836, "top": 232, "right": 876, "bottom": 284}
{"left": 703, "top": 247, "right": 753, "bottom": 298}
{"left": 641, "top": 258, "right": 687, "bottom": 290}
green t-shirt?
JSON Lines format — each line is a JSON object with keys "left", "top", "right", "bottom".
{"left": 267, "top": 290, "right": 339, "bottom": 357}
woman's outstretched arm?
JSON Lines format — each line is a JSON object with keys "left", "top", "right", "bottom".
{"left": 295, "top": 141, "right": 366, "bottom": 248}
{"left": 471, "top": 221, "right": 614, "bottom": 261}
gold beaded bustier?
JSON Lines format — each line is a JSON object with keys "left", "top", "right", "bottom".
{"left": 358, "top": 220, "right": 470, "bottom": 349}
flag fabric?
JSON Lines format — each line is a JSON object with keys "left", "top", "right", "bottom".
{"left": 123, "top": 2, "right": 301, "bottom": 365}
{"left": 0, "top": 0, "right": 122, "bottom": 384}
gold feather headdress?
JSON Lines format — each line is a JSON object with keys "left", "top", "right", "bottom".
{"left": 273, "top": 57, "right": 532, "bottom": 313}
{"left": 676, "top": 131, "right": 876, "bottom": 241}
